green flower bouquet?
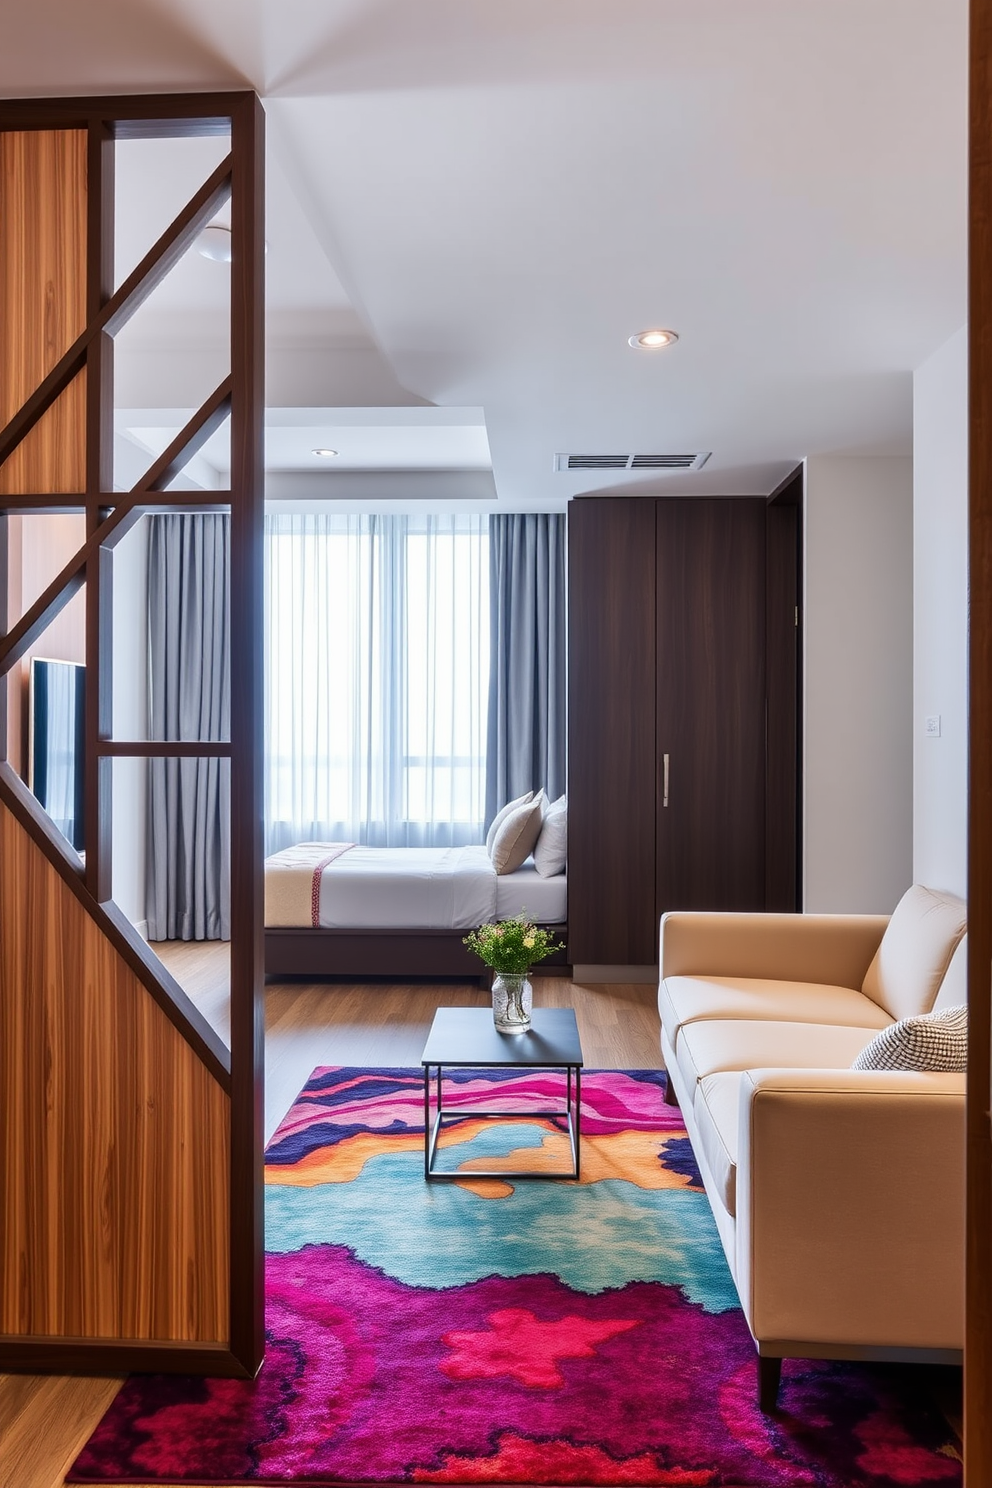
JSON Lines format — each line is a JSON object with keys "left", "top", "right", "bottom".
{"left": 463, "top": 915, "right": 565, "bottom": 974}
{"left": 464, "top": 915, "right": 564, "bottom": 1032}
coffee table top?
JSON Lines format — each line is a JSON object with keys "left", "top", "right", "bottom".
{"left": 421, "top": 1006, "right": 583, "bottom": 1068}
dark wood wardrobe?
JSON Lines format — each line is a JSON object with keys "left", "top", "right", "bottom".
{"left": 567, "top": 485, "right": 801, "bottom": 969}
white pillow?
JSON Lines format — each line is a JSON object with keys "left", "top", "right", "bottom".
{"left": 533, "top": 794, "right": 567, "bottom": 878}
{"left": 852, "top": 1005, "right": 968, "bottom": 1073}
{"left": 486, "top": 790, "right": 535, "bottom": 855}
{"left": 861, "top": 884, "right": 967, "bottom": 1021}
{"left": 932, "top": 934, "right": 967, "bottom": 1012}
{"left": 490, "top": 794, "right": 545, "bottom": 875}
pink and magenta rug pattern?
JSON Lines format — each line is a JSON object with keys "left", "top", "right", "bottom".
{"left": 69, "top": 1067, "right": 961, "bottom": 1486}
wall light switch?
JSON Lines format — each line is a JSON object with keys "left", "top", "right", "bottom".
{"left": 925, "top": 715, "right": 941, "bottom": 738}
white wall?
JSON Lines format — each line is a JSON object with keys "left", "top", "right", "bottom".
{"left": 913, "top": 326, "right": 968, "bottom": 899}
{"left": 804, "top": 455, "right": 914, "bottom": 912}
{"left": 111, "top": 517, "right": 149, "bottom": 936}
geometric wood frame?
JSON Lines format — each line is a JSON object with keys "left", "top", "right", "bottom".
{"left": 0, "top": 92, "right": 264, "bottom": 1376}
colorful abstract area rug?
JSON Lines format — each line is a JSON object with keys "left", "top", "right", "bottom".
{"left": 69, "top": 1067, "right": 961, "bottom": 1487}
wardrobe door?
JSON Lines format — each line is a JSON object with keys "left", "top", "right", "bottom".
{"left": 765, "top": 495, "right": 802, "bottom": 910}
{"left": 568, "top": 498, "right": 657, "bottom": 967}
{"left": 656, "top": 499, "right": 767, "bottom": 914}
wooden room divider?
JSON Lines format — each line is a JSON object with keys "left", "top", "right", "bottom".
{"left": 0, "top": 93, "right": 265, "bottom": 1376}
{"left": 969, "top": 4, "right": 992, "bottom": 1479}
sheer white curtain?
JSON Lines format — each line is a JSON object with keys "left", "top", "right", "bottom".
{"left": 264, "top": 512, "right": 489, "bottom": 851}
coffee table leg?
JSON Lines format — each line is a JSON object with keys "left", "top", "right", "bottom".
{"left": 574, "top": 1065, "right": 581, "bottom": 1178}
{"left": 424, "top": 1065, "right": 448, "bottom": 1180}
{"left": 423, "top": 1066, "right": 431, "bottom": 1179}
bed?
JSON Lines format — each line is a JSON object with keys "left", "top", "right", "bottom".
{"left": 263, "top": 843, "right": 568, "bottom": 980}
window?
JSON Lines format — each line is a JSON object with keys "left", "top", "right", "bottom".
{"left": 264, "top": 513, "right": 489, "bottom": 851}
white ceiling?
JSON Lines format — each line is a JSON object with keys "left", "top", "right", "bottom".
{"left": 119, "top": 406, "right": 492, "bottom": 480}
{"left": 1, "top": 1, "right": 969, "bottom": 509}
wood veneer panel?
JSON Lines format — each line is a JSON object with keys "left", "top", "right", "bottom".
{"left": 0, "top": 804, "right": 230, "bottom": 1342}
{"left": 0, "top": 385, "right": 87, "bottom": 498}
{"left": 567, "top": 498, "right": 657, "bottom": 966}
{"left": 656, "top": 499, "right": 767, "bottom": 914}
{"left": 0, "top": 132, "right": 86, "bottom": 495}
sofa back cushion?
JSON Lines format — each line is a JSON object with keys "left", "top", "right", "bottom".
{"left": 932, "top": 933, "right": 968, "bottom": 1011}
{"left": 861, "top": 885, "right": 967, "bottom": 1020}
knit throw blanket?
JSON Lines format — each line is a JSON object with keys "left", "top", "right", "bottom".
{"left": 264, "top": 842, "right": 354, "bottom": 927}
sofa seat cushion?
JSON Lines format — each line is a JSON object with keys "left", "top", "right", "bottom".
{"left": 658, "top": 974, "right": 892, "bottom": 1042}
{"left": 677, "top": 1018, "right": 884, "bottom": 1092}
{"left": 694, "top": 1072, "right": 741, "bottom": 1217}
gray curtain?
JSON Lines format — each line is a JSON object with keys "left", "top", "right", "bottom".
{"left": 146, "top": 514, "right": 231, "bottom": 941}
{"left": 485, "top": 513, "right": 566, "bottom": 827}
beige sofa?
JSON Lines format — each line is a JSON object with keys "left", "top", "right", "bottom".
{"left": 657, "top": 884, "right": 967, "bottom": 1410}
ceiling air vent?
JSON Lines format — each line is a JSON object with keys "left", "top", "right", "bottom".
{"left": 557, "top": 454, "right": 630, "bottom": 470}
{"left": 630, "top": 452, "right": 710, "bottom": 470}
{"left": 555, "top": 452, "right": 710, "bottom": 473}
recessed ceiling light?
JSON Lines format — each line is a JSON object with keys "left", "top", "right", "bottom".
{"left": 629, "top": 328, "right": 679, "bottom": 349}
{"left": 312, "top": 448, "right": 339, "bottom": 457}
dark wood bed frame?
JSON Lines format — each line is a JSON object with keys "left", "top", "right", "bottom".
{"left": 264, "top": 924, "right": 570, "bottom": 982}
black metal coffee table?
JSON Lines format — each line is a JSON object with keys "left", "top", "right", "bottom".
{"left": 421, "top": 1006, "right": 583, "bottom": 1182}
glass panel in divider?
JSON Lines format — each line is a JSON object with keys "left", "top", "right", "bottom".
{"left": 5, "top": 583, "right": 88, "bottom": 859}
{"left": 113, "top": 133, "right": 232, "bottom": 496}
{"left": 111, "top": 508, "right": 231, "bottom": 746}
{"left": 111, "top": 752, "right": 231, "bottom": 1051}
{"left": 113, "top": 134, "right": 231, "bottom": 292}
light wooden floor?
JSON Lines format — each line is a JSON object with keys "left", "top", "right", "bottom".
{"left": 151, "top": 942, "right": 662, "bottom": 1141}
{"left": 0, "top": 951, "right": 663, "bottom": 1488}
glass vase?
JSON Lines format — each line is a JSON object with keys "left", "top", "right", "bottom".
{"left": 491, "top": 972, "right": 533, "bottom": 1034}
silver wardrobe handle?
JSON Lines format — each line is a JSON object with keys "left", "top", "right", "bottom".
{"left": 663, "top": 753, "right": 669, "bottom": 808}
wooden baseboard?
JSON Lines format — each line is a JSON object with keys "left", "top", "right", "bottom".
{"left": 572, "top": 964, "right": 658, "bottom": 984}
{"left": 0, "top": 1336, "right": 254, "bottom": 1377}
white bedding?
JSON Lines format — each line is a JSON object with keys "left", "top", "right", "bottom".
{"left": 315, "top": 844, "right": 566, "bottom": 929}
{"left": 495, "top": 859, "right": 568, "bottom": 924}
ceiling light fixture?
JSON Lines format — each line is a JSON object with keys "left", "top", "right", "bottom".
{"left": 196, "top": 224, "right": 269, "bottom": 262}
{"left": 197, "top": 224, "right": 233, "bottom": 262}
{"left": 629, "top": 328, "right": 679, "bottom": 349}
{"left": 312, "top": 448, "right": 339, "bottom": 457}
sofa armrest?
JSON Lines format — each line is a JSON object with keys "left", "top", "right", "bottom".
{"left": 735, "top": 1068, "right": 965, "bottom": 1351}
{"left": 660, "top": 911, "right": 889, "bottom": 988}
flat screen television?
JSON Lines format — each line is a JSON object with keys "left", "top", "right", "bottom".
{"left": 29, "top": 657, "right": 85, "bottom": 851}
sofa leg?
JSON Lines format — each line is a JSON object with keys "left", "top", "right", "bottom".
{"left": 663, "top": 1072, "right": 680, "bottom": 1107}
{"left": 758, "top": 1355, "right": 782, "bottom": 1413}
